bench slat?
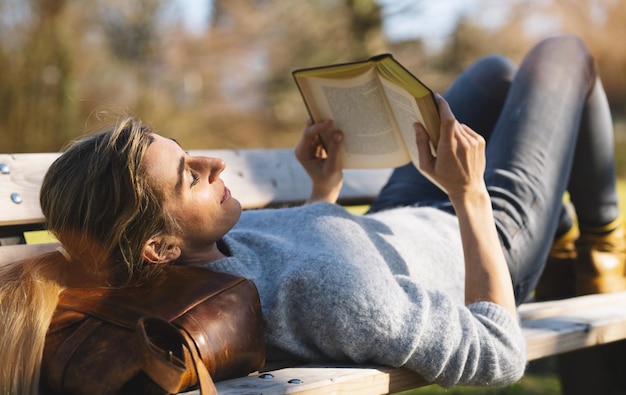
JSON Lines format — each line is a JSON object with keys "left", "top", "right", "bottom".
{"left": 213, "top": 364, "right": 428, "bottom": 395}
{"left": 0, "top": 242, "right": 58, "bottom": 265}
{"left": 190, "top": 149, "right": 391, "bottom": 208}
{"left": 0, "top": 153, "right": 60, "bottom": 227}
{"left": 0, "top": 151, "right": 391, "bottom": 229}
{"left": 522, "top": 292, "right": 626, "bottom": 360}
{"left": 518, "top": 291, "right": 626, "bottom": 321}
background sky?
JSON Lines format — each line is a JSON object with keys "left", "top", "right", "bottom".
{"left": 172, "top": 0, "right": 505, "bottom": 49}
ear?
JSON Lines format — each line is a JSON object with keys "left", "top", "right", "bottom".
{"left": 142, "top": 236, "right": 182, "bottom": 264}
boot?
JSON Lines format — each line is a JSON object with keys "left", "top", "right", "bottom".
{"left": 535, "top": 222, "right": 579, "bottom": 301}
{"left": 575, "top": 216, "right": 626, "bottom": 295}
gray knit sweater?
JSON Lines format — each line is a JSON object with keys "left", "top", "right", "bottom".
{"left": 209, "top": 202, "right": 526, "bottom": 388}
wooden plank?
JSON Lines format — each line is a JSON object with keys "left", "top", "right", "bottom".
{"left": 206, "top": 364, "right": 428, "bottom": 395}
{"left": 189, "top": 149, "right": 391, "bottom": 208}
{"left": 0, "top": 242, "right": 58, "bottom": 265}
{"left": 0, "top": 151, "right": 391, "bottom": 227}
{"left": 519, "top": 292, "right": 626, "bottom": 321}
{"left": 521, "top": 292, "right": 626, "bottom": 360}
{"left": 0, "top": 153, "right": 60, "bottom": 227}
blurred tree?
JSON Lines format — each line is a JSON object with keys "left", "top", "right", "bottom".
{"left": 97, "top": 0, "right": 167, "bottom": 117}
{"left": 546, "top": 0, "right": 626, "bottom": 115}
{"left": 1, "top": 0, "right": 76, "bottom": 152}
{"left": 2, "top": 0, "right": 626, "bottom": 153}
{"left": 161, "top": 0, "right": 389, "bottom": 149}
{"left": 101, "top": 0, "right": 163, "bottom": 63}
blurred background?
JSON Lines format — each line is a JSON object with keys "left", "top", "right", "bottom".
{"left": 1, "top": 0, "right": 625, "bottom": 156}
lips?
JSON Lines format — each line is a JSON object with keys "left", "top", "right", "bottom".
{"left": 221, "top": 186, "right": 231, "bottom": 204}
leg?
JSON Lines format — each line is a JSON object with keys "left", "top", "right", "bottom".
{"left": 517, "top": 40, "right": 626, "bottom": 394}
{"left": 569, "top": 78, "right": 620, "bottom": 227}
{"left": 484, "top": 35, "right": 600, "bottom": 304}
{"left": 368, "top": 55, "right": 516, "bottom": 213}
{"left": 535, "top": 73, "right": 623, "bottom": 299}
{"left": 569, "top": 77, "right": 626, "bottom": 295}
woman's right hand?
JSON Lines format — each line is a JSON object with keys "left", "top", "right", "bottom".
{"left": 295, "top": 119, "right": 344, "bottom": 204}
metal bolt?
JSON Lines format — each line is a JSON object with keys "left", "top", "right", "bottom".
{"left": 10, "top": 193, "right": 22, "bottom": 204}
{"left": 288, "top": 379, "right": 303, "bottom": 384}
{"left": 258, "top": 373, "right": 274, "bottom": 379}
{"left": 0, "top": 163, "right": 9, "bottom": 174}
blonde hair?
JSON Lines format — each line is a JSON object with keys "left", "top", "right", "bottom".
{"left": 0, "top": 254, "right": 64, "bottom": 394}
{"left": 0, "top": 116, "right": 180, "bottom": 393}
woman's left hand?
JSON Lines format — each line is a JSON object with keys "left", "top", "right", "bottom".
{"left": 414, "top": 94, "right": 487, "bottom": 202}
{"left": 295, "top": 119, "right": 344, "bottom": 204}
{"left": 416, "top": 95, "right": 516, "bottom": 316}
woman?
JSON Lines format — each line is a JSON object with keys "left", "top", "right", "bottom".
{"left": 2, "top": 34, "right": 623, "bottom": 393}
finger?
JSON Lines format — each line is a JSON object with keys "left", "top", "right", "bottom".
{"left": 414, "top": 123, "right": 435, "bottom": 173}
{"left": 296, "top": 119, "right": 332, "bottom": 161}
{"left": 306, "top": 119, "right": 333, "bottom": 138}
{"left": 434, "top": 94, "right": 458, "bottom": 145}
{"left": 460, "top": 123, "right": 485, "bottom": 144}
{"left": 461, "top": 124, "right": 486, "bottom": 160}
{"left": 455, "top": 123, "right": 485, "bottom": 154}
{"left": 453, "top": 122, "right": 471, "bottom": 149}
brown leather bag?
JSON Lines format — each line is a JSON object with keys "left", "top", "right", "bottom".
{"left": 41, "top": 265, "right": 265, "bottom": 394}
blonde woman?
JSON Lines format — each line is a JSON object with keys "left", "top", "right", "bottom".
{"left": 2, "top": 35, "right": 624, "bottom": 393}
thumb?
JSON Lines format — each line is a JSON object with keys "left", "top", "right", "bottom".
{"left": 414, "top": 123, "right": 435, "bottom": 173}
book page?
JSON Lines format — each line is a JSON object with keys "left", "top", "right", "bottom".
{"left": 301, "top": 69, "right": 409, "bottom": 169}
{"left": 375, "top": 56, "right": 440, "bottom": 148}
{"left": 380, "top": 78, "right": 445, "bottom": 191}
{"left": 380, "top": 78, "right": 427, "bottom": 161}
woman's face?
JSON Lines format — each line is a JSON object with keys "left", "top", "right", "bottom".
{"left": 142, "top": 134, "right": 242, "bottom": 250}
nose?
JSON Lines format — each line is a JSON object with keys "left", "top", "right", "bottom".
{"left": 207, "top": 157, "right": 226, "bottom": 183}
{"left": 191, "top": 156, "right": 226, "bottom": 183}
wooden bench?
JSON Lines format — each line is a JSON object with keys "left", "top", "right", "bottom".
{"left": 3, "top": 150, "right": 626, "bottom": 394}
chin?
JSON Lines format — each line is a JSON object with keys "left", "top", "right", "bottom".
{"left": 228, "top": 198, "right": 243, "bottom": 222}
{"left": 231, "top": 196, "right": 242, "bottom": 212}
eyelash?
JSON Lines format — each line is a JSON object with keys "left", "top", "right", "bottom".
{"left": 190, "top": 172, "right": 200, "bottom": 187}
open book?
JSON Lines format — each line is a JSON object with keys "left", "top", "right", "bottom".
{"left": 292, "top": 54, "right": 440, "bottom": 171}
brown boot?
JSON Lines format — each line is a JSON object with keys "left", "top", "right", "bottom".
{"left": 575, "top": 216, "right": 626, "bottom": 295}
{"left": 535, "top": 223, "right": 579, "bottom": 301}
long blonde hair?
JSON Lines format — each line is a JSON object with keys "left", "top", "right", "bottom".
{"left": 0, "top": 117, "right": 179, "bottom": 393}
{"left": 0, "top": 254, "right": 64, "bottom": 394}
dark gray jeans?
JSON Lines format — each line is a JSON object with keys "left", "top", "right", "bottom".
{"left": 368, "top": 35, "right": 619, "bottom": 304}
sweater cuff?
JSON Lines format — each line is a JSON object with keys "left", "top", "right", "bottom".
{"left": 468, "top": 301, "right": 520, "bottom": 328}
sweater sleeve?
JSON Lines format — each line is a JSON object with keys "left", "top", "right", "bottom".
{"left": 271, "top": 265, "right": 526, "bottom": 388}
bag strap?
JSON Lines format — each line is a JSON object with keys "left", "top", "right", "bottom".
{"left": 136, "top": 317, "right": 217, "bottom": 395}
{"left": 179, "top": 325, "right": 217, "bottom": 395}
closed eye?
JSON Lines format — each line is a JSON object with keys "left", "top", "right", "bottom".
{"left": 190, "top": 171, "right": 200, "bottom": 187}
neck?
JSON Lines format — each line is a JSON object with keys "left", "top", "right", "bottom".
{"left": 178, "top": 241, "right": 227, "bottom": 266}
